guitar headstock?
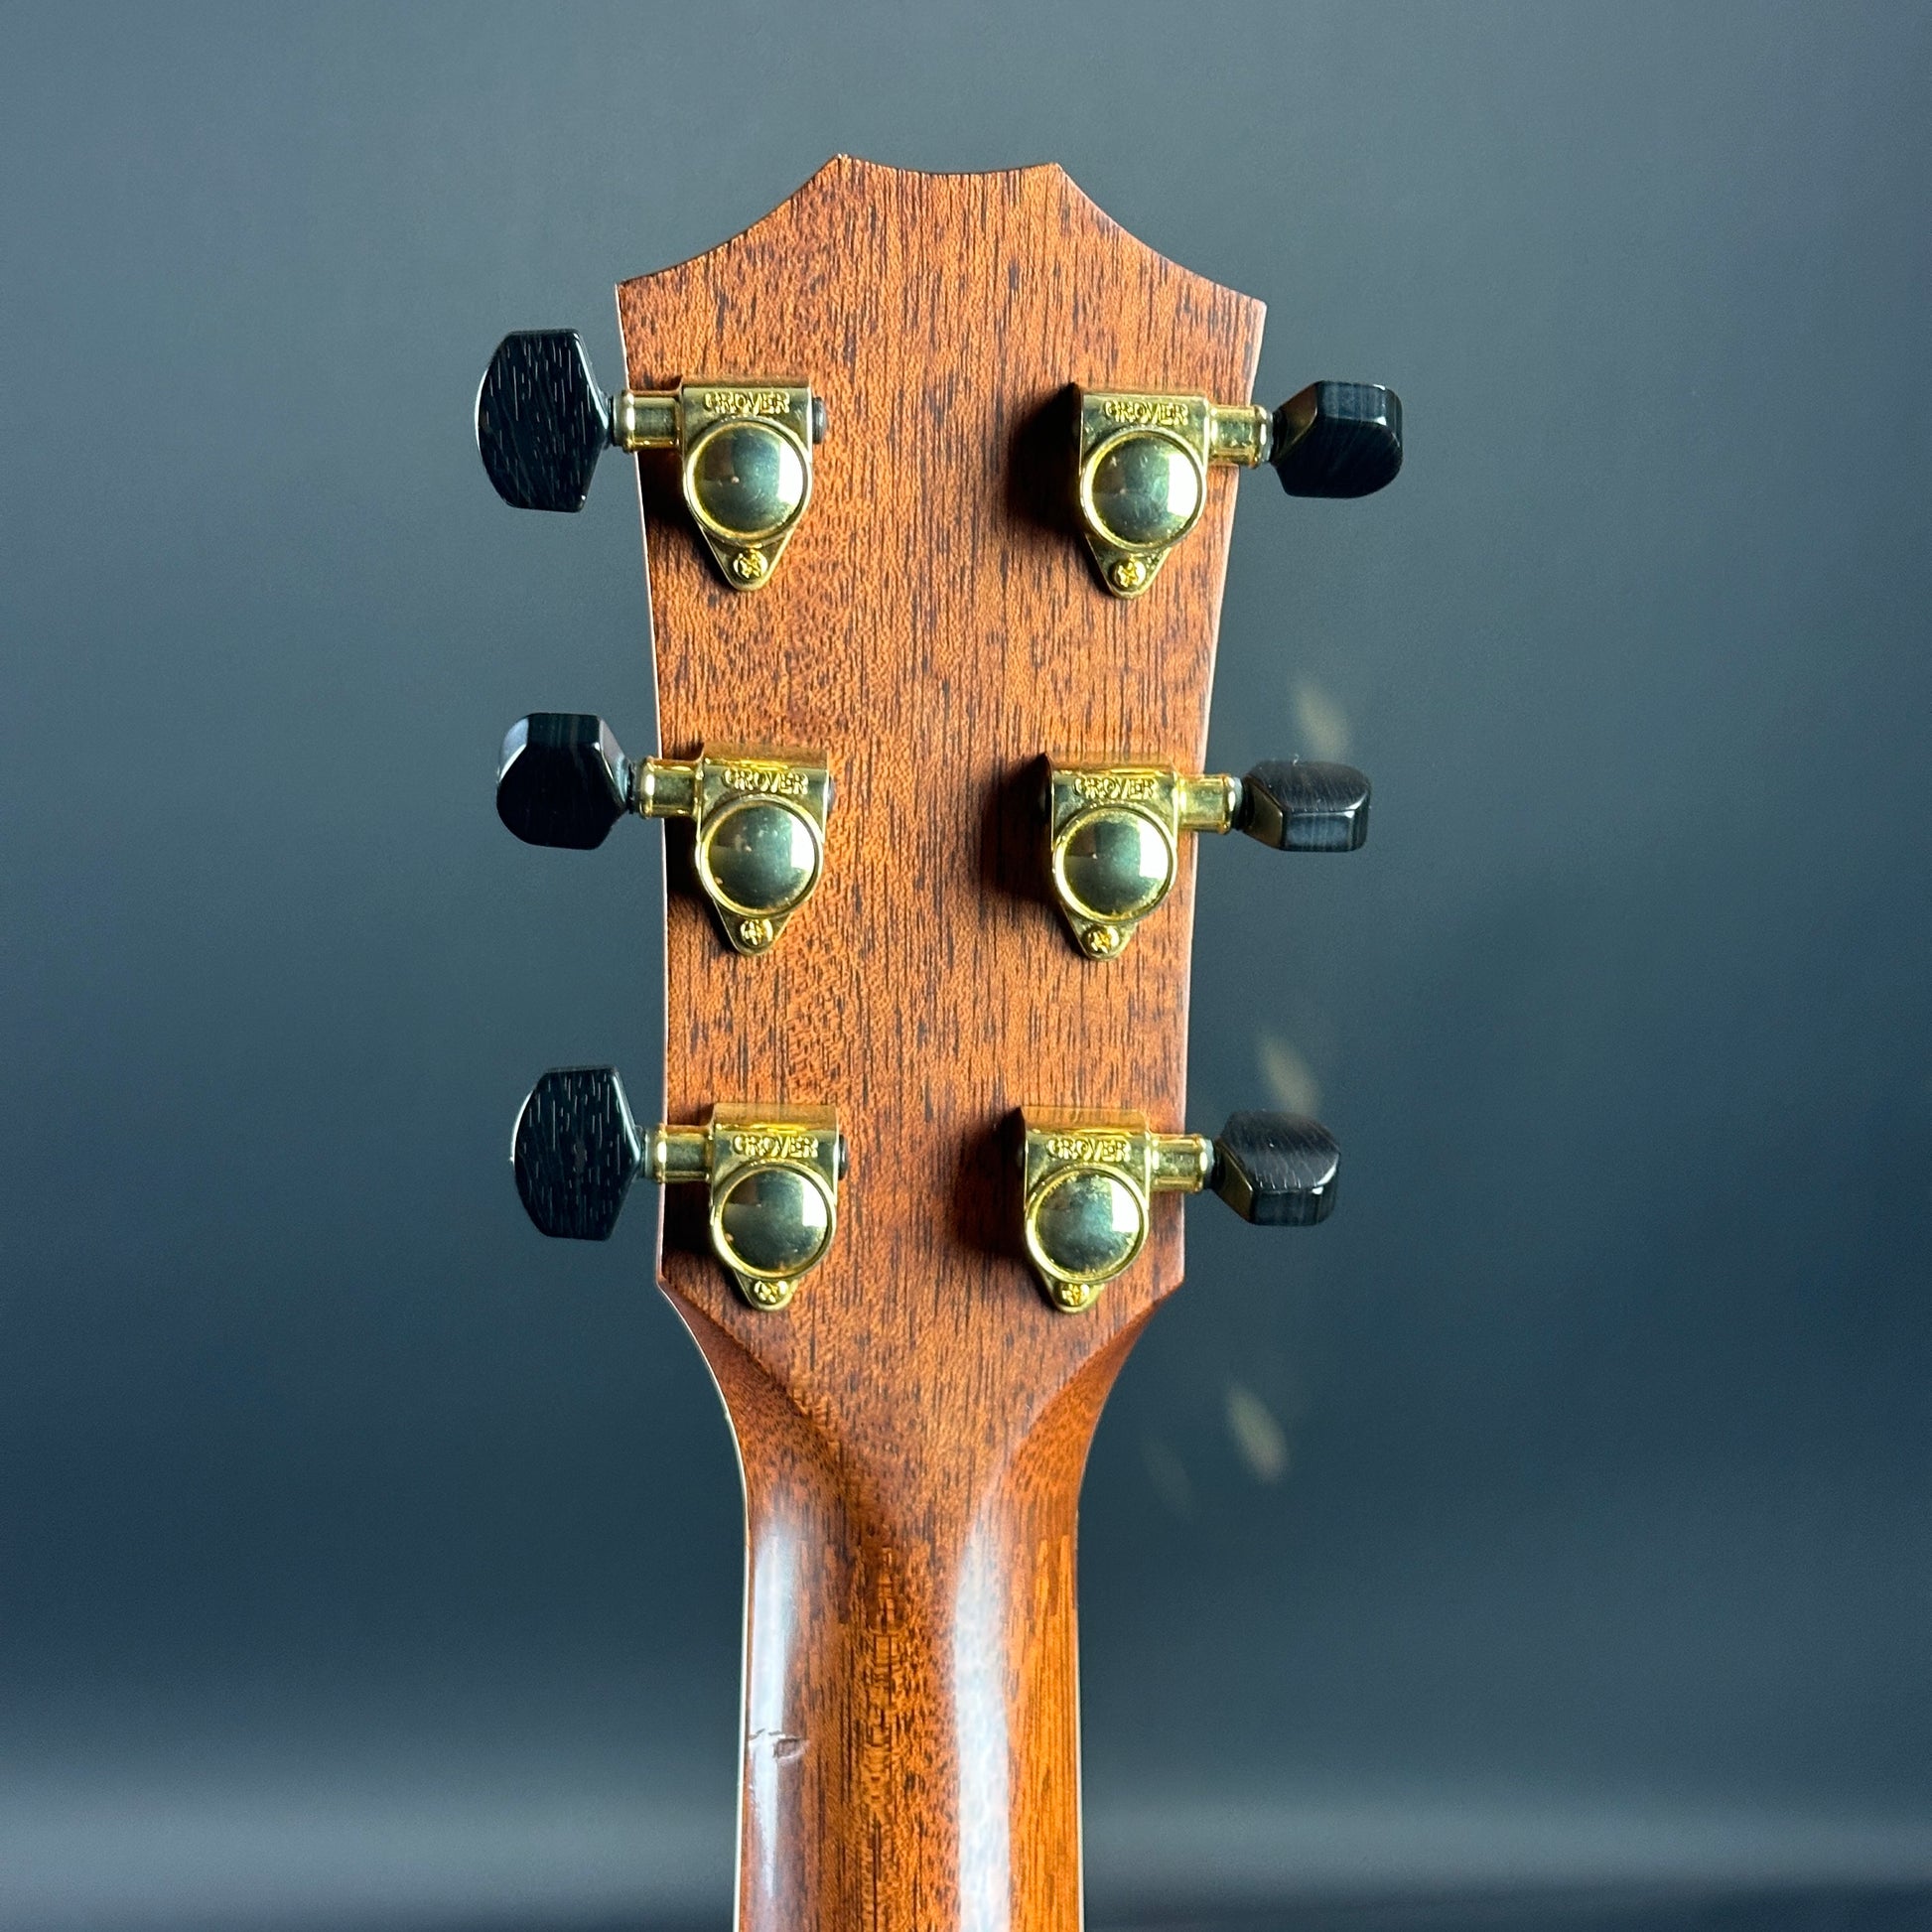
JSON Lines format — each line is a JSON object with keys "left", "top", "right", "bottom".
{"left": 478, "top": 157, "right": 1399, "bottom": 1932}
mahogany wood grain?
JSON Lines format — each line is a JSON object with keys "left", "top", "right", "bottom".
{"left": 616, "top": 159, "right": 1265, "bottom": 1932}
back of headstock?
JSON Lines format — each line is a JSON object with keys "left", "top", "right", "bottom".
{"left": 479, "top": 158, "right": 1399, "bottom": 1932}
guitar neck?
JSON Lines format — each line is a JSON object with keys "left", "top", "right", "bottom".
{"left": 688, "top": 1301, "right": 1145, "bottom": 1932}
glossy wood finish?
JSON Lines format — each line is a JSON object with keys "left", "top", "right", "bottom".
{"left": 617, "top": 159, "right": 1263, "bottom": 1932}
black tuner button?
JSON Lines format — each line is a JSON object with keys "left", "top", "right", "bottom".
{"left": 1211, "top": 1112, "right": 1339, "bottom": 1227}
{"left": 1238, "top": 759, "right": 1371, "bottom": 853}
{"left": 512, "top": 1067, "right": 641, "bottom": 1241}
{"left": 496, "top": 713, "right": 632, "bottom": 850}
{"left": 476, "top": 330, "right": 614, "bottom": 512}
{"left": 1270, "top": 381, "right": 1402, "bottom": 499}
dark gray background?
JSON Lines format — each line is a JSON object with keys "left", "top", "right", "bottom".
{"left": 3, "top": 3, "right": 1928, "bottom": 1928}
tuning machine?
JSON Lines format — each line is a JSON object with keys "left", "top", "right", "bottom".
{"left": 477, "top": 331, "right": 826, "bottom": 588}
{"left": 513, "top": 1068, "right": 845, "bottom": 1310}
{"left": 1020, "top": 1108, "right": 1337, "bottom": 1310}
{"left": 1044, "top": 758, "right": 1368, "bottom": 957}
{"left": 496, "top": 714, "right": 832, "bottom": 956}
{"left": 1073, "top": 382, "right": 1402, "bottom": 596}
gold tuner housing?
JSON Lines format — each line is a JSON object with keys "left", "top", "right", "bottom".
{"left": 613, "top": 381, "right": 824, "bottom": 589}
{"left": 640, "top": 746, "right": 834, "bottom": 956}
{"left": 1020, "top": 1110, "right": 1213, "bottom": 1311}
{"left": 652, "top": 1106, "right": 847, "bottom": 1311}
{"left": 1073, "top": 389, "right": 1269, "bottom": 598}
{"left": 510, "top": 1070, "right": 844, "bottom": 1311}
{"left": 1044, "top": 761, "right": 1239, "bottom": 957}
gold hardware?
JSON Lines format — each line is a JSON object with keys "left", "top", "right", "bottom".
{"left": 636, "top": 746, "right": 832, "bottom": 955}
{"left": 650, "top": 1105, "right": 846, "bottom": 1310}
{"left": 1020, "top": 1110, "right": 1211, "bottom": 1310}
{"left": 1044, "top": 761, "right": 1240, "bottom": 956}
{"left": 612, "top": 381, "right": 822, "bottom": 588}
{"left": 1073, "top": 390, "right": 1270, "bottom": 598}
